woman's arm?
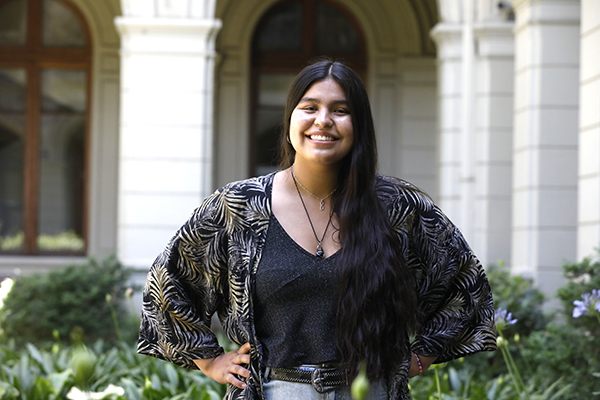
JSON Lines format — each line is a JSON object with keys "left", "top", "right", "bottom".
{"left": 194, "top": 342, "right": 252, "bottom": 389}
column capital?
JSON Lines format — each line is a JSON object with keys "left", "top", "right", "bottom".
{"left": 120, "top": 0, "right": 218, "bottom": 19}
{"left": 474, "top": 21, "right": 515, "bottom": 57}
{"left": 114, "top": 16, "right": 222, "bottom": 55}
{"left": 430, "top": 22, "right": 463, "bottom": 59}
{"left": 510, "top": 0, "right": 581, "bottom": 29}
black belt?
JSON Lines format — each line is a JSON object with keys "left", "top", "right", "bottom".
{"left": 265, "top": 365, "right": 351, "bottom": 393}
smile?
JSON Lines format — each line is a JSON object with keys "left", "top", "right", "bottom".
{"left": 308, "top": 134, "right": 337, "bottom": 142}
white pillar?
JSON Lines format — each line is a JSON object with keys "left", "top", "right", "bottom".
{"left": 578, "top": 0, "right": 600, "bottom": 260}
{"left": 114, "top": 14, "right": 221, "bottom": 268}
{"left": 511, "top": 0, "right": 580, "bottom": 297}
{"left": 473, "top": 21, "right": 515, "bottom": 266}
{"left": 431, "top": 23, "right": 465, "bottom": 227}
{"left": 433, "top": 0, "right": 516, "bottom": 267}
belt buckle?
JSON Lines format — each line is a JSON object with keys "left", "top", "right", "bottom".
{"left": 311, "top": 368, "right": 326, "bottom": 393}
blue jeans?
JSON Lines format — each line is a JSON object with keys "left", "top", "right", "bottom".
{"left": 263, "top": 379, "right": 388, "bottom": 400}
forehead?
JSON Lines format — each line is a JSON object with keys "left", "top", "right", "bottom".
{"left": 301, "top": 78, "right": 346, "bottom": 100}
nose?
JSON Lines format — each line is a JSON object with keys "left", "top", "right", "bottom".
{"left": 314, "top": 109, "right": 332, "bottom": 128}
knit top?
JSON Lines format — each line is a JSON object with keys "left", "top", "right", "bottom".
{"left": 254, "top": 213, "right": 341, "bottom": 367}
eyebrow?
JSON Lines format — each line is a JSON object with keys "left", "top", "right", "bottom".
{"left": 298, "top": 97, "right": 349, "bottom": 105}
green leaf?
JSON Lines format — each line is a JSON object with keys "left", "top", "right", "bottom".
{"left": 119, "top": 378, "right": 142, "bottom": 400}
{"left": 0, "top": 380, "right": 20, "bottom": 399}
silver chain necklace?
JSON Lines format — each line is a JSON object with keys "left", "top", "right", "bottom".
{"left": 291, "top": 166, "right": 334, "bottom": 258}
{"left": 290, "top": 166, "right": 337, "bottom": 211}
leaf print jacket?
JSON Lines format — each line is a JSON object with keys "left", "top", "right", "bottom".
{"left": 137, "top": 173, "right": 497, "bottom": 400}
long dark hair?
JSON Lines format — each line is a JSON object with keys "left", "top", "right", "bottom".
{"left": 278, "top": 60, "right": 419, "bottom": 380}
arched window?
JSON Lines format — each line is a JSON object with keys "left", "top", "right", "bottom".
{"left": 0, "top": 0, "right": 90, "bottom": 254}
{"left": 250, "top": 0, "right": 366, "bottom": 176}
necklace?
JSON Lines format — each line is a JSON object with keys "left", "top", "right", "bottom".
{"left": 291, "top": 167, "right": 334, "bottom": 258}
{"left": 290, "top": 166, "right": 336, "bottom": 211}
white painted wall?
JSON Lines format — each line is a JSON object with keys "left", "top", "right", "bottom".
{"left": 115, "top": 0, "right": 221, "bottom": 269}
{"left": 433, "top": 0, "right": 514, "bottom": 268}
{"left": 473, "top": 20, "right": 514, "bottom": 266}
{"left": 578, "top": 0, "right": 600, "bottom": 260}
{"left": 511, "top": 0, "right": 580, "bottom": 298}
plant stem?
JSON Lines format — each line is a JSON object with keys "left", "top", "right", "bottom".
{"left": 498, "top": 330, "right": 525, "bottom": 394}
{"left": 108, "top": 300, "right": 122, "bottom": 342}
{"left": 435, "top": 367, "right": 442, "bottom": 400}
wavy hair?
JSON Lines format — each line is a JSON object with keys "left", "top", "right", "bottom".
{"left": 278, "top": 59, "right": 419, "bottom": 380}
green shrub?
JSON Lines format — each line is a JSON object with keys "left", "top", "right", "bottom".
{"left": 522, "top": 251, "right": 600, "bottom": 400}
{"left": 486, "top": 263, "right": 549, "bottom": 337}
{"left": 0, "top": 256, "right": 137, "bottom": 346}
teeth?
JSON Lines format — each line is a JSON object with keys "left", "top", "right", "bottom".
{"left": 310, "top": 135, "right": 336, "bottom": 141}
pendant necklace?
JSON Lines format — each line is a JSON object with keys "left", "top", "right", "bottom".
{"left": 291, "top": 167, "right": 337, "bottom": 211}
{"left": 291, "top": 165, "right": 334, "bottom": 258}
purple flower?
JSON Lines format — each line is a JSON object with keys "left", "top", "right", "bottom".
{"left": 572, "top": 289, "right": 600, "bottom": 318}
{"left": 495, "top": 308, "right": 518, "bottom": 330}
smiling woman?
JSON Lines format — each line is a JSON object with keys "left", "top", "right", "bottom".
{"left": 137, "top": 60, "right": 497, "bottom": 400}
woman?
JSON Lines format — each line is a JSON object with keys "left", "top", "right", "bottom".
{"left": 138, "top": 60, "right": 497, "bottom": 400}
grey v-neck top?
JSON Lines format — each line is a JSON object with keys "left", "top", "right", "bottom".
{"left": 254, "top": 213, "right": 341, "bottom": 367}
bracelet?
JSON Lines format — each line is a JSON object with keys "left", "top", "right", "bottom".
{"left": 412, "top": 352, "right": 423, "bottom": 375}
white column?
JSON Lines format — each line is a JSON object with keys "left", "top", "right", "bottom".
{"left": 511, "top": 0, "right": 580, "bottom": 297}
{"left": 114, "top": 15, "right": 221, "bottom": 268}
{"left": 578, "top": 0, "right": 600, "bottom": 260}
{"left": 473, "top": 21, "right": 515, "bottom": 266}
{"left": 431, "top": 23, "right": 465, "bottom": 226}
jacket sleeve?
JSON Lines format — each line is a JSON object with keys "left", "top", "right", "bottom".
{"left": 137, "top": 189, "right": 230, "bottom": 369}
{"left": 406, "top": 195, "right": 497, "bottom": 363}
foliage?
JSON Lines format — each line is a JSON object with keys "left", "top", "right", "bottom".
{"left": 0, "top": 340, "right": 225, "bottom": 400}
{"left": 521, "top": 251, "right": 600, "bottom": 400}
{"left": 557, "top": 253, "right": 600, "bottom": 332}
{"left": 486, "top": 263, "right": 549, "bottom": 337}
{"left": 408, "top": 363, "right": 571, "bottom": 400}
{"left": 0, "top": 256, "right": 138, "bottom": 346}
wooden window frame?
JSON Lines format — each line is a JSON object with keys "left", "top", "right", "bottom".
{"left": 0, "top": 0, "right": 91, "bottom": 255}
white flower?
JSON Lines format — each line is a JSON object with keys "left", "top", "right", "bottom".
{"left": 66, "top": 384, "right": 125, "bottom": 400}
{"left": 0, "top": 278, "right": 14, "bottom": 309}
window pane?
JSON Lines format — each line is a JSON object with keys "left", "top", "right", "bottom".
{"left": 254, "top": 73, "right": 296, "bottom": 176}
{"left": 38, "top": 69, "right": 86, "bottom": 252}
{"left": 255, "top": 2, "right": 302, "bottom": 52}
{"left": 0, "top": 0, "right": 27, "bottom": 46}
{"left": 0, "top": 68, "right": 26, "bottom": 252}
{"left": 43, "top": 0, "right": 86, "bottom": 47}
{"left": 316, "top": 2, "right": 359, "bottom": 53}
{"left": 41, "top": 69, "right": 87, "bottom": 112}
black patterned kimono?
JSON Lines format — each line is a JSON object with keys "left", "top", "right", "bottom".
{"left": 137, "top": 173, "right": 497, "bottom": 399}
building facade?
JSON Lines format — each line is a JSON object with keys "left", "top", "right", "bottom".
{"left": 0, "top": 0, "right": 598, "bottom": 301}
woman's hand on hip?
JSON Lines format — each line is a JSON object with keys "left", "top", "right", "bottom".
{"left": 194, "top": 342, "right": 252, "bottom": 389}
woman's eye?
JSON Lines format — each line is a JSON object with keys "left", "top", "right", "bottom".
{"left": 335, "top": 108, "right": 349, "bottom": 114}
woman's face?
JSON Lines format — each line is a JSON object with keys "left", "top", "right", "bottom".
{"left": 289, "top": 78, "right": 354, "bottom": 168}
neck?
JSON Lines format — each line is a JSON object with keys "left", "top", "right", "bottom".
{"left": 290, "top": 161, "right": 340, "bottom": 198}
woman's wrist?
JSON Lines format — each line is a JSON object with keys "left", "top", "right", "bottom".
{"left": 408, "top": 353, "right": 437, "bottom": 377}
{"left": 412, "top": 352, "right": 423, "bottom": 375}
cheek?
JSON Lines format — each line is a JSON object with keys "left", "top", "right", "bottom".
{"left": 290, "top": 113, "right": 312, "bottom": 134}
